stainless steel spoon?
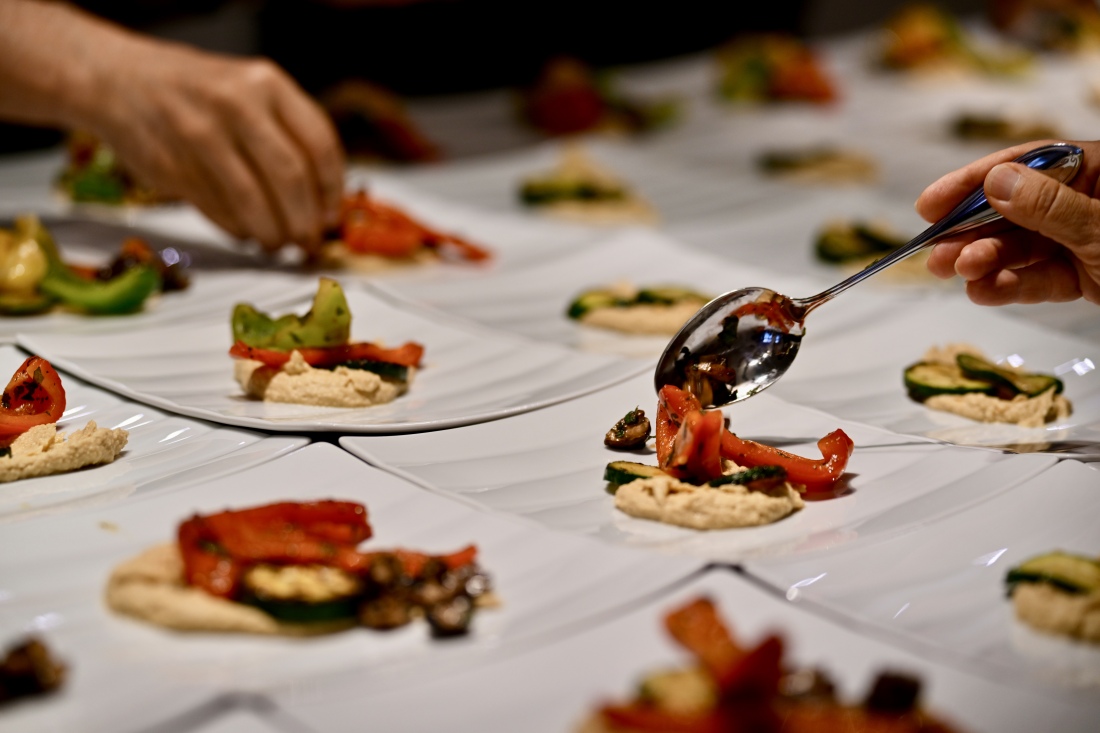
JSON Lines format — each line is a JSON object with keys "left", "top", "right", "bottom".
{"left": 654, "top": 142, "right": 1084, "bottom": 408}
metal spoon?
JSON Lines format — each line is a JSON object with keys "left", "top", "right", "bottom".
{"left": 654, "top": 142, "right": 1084, "bottom": 408}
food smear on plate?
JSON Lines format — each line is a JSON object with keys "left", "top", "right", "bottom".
{"left": 0, "top": 636, "right": 66, "bottom": 706}
{"left": 1006, "top": 551, "right": 1100, "bottom": 644}
{"left": 56, "top": 132, "right": 173, "bottom": 206}
{"left": 0, "top": 355, "right": 128, "bottom": 483}
{"left": 105, "top": 499, "right": 495, "bottom": 637}
{"left": 230, "top": 278, "right": 424, "bottom": 408}
{"left": 519, "top": 56, "right": 680, "bottom": 137}
{"left": 0, "top": 215, "right": 181, "bottom": 316}
{"left": 568, "top": 282, "right": 712, "bottom": 336}
{"left": 320, "top": 189, "right": 491, "bottom": 272}
{"left": 904, "top": 344, "right": 1071, "bottom": 428}
{"left": 876, "top": 4, "right": 1031, "bottom": 78}
{"left": 519, "top": 145, "right": 657, "bottom": 225}
{"left": 757, "top": 146, "right": 877, "bottom": 184}
{"left": 715, "top": 34, "right": 838, "bottom": 104}
{"left": 576, "top": 595, "right": 964, "bottom": 732}
{"left": 604, "top": 386, "right": 853, "bottom": 530}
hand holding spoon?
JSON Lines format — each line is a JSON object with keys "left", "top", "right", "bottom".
{"left": 654, "top": 142, "right": 1084, "bottom": 408}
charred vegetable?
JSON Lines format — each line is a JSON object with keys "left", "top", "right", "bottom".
{"left": 232, "top": 277, "right": 350, "bottom": 350}
{"left": 604, "top": 407, "right": 652, "bottom": 449}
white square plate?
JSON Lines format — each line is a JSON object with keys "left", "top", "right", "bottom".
{"left": 0, "top": 443, "right": 700, "bottom": 732}
{"left": 17, "top": 285, "right": 643, "bottom": 433}
{"left": 340, "top": 371, "right": 1056, "bottom": 561}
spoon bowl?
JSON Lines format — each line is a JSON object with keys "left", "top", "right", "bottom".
{"left": 655, "top": 143, "right": 1084, "bottom": 408}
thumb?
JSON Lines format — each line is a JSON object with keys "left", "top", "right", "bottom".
{"left": 985, "top": 162, "right": 1100, "bottom": 256}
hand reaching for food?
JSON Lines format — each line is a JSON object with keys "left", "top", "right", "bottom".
{"left": 917, "top": 139, "right": 1100, "bottom": 306}
{"left": 0, "top": 0, "right": 346, "bottom": 254}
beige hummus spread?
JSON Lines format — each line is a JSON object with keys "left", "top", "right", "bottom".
{"left": 0, "top": 421, "right": 128, "bottom": 483}
{"left": 581, "top": 301, "right": 705, "bottom": 336}
{"left": 615, "top": 472, "right": 804, "bottom": 530}
{"left": 523, "top": 145, "right": 658, "bottom": 226}
{"left": 105, "top": 543, "right": 352, "bottom": 636}
{"left": 1012, "top": 583, "right": 1100, "bottom": 644}
{"left": 234, "top": 351, "right": 410, "bottom": 408}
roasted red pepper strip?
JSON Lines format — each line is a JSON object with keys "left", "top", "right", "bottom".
{"left": 720, "top": 428, "right": 854, "bottom": 494}
{"left": 656, "top": 385, "right": 702, "bottom": 468}
{"left": 665, "top": 409, "right": 726, "bottom": 483}
{"left": 340, "top": 190, "right": 491, "bottom": 262}
{"left": 599, "top": 704, "right": 725, "bottom": 733}
{"left": 0, "top": 356, "right": 67, "bottom": 438}
{"left": 229, "top": 340, "right": 424, "bottom": 369}
{"left": 665, "top": 596, "right": 744, "bottom": 684}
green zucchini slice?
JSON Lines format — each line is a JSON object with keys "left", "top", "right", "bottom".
{"left": 708, "top": 465, "right": 787, "bottom": 488}
{"left": 333, "top": 359, "right": 409, "bottom": 382}
{"left": 241, "top": 595, "right": 360, "bottom": 623}
{"left": 604, "top": 461, "right": 668, "bottom": 490}
{"left": 956, "top": 353, "right": 1063, "bottom": 397}
{"left": 567, "top": 290, "right": 623, "bottom": 319}
{"left": 635, "top": 287, "right": 710, "bottom": 306}
{"left": 1005, "top": 551, "right": 1100, "bottom": 595}
{"left": 903, "top": 362, "right": 996, "bottom": 402}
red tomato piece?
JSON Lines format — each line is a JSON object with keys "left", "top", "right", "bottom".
{"left": 229, "top": 340, "right": 424, "bottom": 369}
{"left": 0, "top": 356, "right": 67, "bottom": 438}
{"left": 665, "top": 409, "right": 726, "bottom": 483}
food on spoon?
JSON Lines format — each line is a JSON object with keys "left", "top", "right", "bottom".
{"left": 757, "top": 146, "right": 877, "bottom": 184}
{"left": 0, "top": 355, "right": 128, "bottom": 483}
{"left": 519, "top": 145, "right": 657, "bottom": 225}
{"left": 568, "top": 282, "right": 711, "bottom": 335}
{"left": 904, "top": 344, "right": 1071, "bottom": 427}
{"left": 519, "top": 56, "right": 681, "bottom": 137}
{"left": 604, "top": 408, "right": 652, "bottom": 451}
{"left": 56, "top": 131, "right": 172, "bottom": 206}
{"left": 877, "top": 4, "right": 1031, "bottom": 77}
{"left": 576, "top": 595, "right": 963, "bottom": 732}
{"left": 230, "top": 278, "right": 423, "bottom": 408}
{"left": 0, "top": 637, "right": 66, "bottom": 706}
{"left": 716, "top": 34, "right": 838, "bottom": 104}
{"left": 0, "top": 215, "right": 171, "bottom": 316}
{"left": 318, "top": 79, "right": 442, "bottom": 164}
{"left": 1006, "top": 551, "right": 1100, "bottom": 644}
{"left": 321, "top": 190, "right": 491, "bottom": 272}
{"left": 951, "top": 112, "right": 1060, "bottom": 143}
{"left": 105, "top": 499, "right": 494, "bottom": 637}
{"left": 605, "top": 386, "right": 854, "bottom": 530}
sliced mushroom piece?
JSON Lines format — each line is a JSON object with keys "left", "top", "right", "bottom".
{"left": 604, "top": 408, "right": 652, "bottom": 450}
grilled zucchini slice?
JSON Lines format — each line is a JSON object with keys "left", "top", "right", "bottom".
{"left": 956, "top": 353, "right": 1063, "bottom": 397}
{"left": 903, "top": 362, "right": 996, "bottom": 402}
{"left": 1006, "top": 551, "right": 1100, "bottom": 595}
{"left": 604, "top": 461, "right": 668, "bottom": 490}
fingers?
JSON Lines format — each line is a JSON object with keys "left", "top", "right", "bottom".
{"left": 965, "top": 257, "right": 1083, "bottom": 305}
{"left": 273, "top": 84, "right": 346, "bottom": 230}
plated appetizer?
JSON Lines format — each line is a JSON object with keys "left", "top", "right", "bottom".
{"left": 519, "top": 146, "right": 657, "bottom": 225}
{"left": 603, "top": 386, "right": 853, "bottom": 530}
{"left": 1006, "top": 551, "right": 1100, "bottom": 644}
{"left": 757, "top": 146, "right": 876, "bottom": 184}
{"left": 321, "top": 189, "right": 491, "bottom": 272}
{"left": 716, "top": 34, "right": 837, "bottom": 104}
{"left": 106, "top": 499, "right": 494, "bottom": 637}
{"left": 904, "top": 344, "right": 1071, "bottom": 428}
{"left": 813, "top": 220, "right": 931, "bottom": 281}
{"left": 877, "top": 4, "right": 1031, "bottom": 77}
{"left": 56, "top": 132, "right": 171, "bottom": 206}
{"left": 578, "top": 596, "right": 962, "bottom": 732}
{"left": 951, "top": 112, "right": 1060, "bottom": 143}
{"left": 567, "top": 283, "right": 712, "bottom": 336}
{"left": 230, "top": 278, "right": 424, "bottom": 408}
{"left": 0, "top": 637, "right": 65, "bottom": 706}
{"left": 0, "top": 215, "right": 183, "bottom": 316}
{"left": 0, "top": 355, "right": 128, "bottom": 483}
{"left": 519, "top": 57, "right": 680, "bottom": 137}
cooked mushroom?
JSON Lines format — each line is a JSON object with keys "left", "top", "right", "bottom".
{"left": 604, "top": 408, "right": 652, "bottom": 450}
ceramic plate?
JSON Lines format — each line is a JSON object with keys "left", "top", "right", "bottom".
{"left": 270, "top": 569, "right": 1100, "bottom": 733}
{"left": 744, "top": 459, "right": 1100, "bottom": 692}
{"left": 0, "top": 214, "right": 315, "bottom": 344}
{"left": 0, "top": 346, "right": 306, "bottom": 523}
{"left": 0, "top": 443, "right": 701, "bottom": 732}
{"left": 17, "top": 285, "right": 642, "bottom": 433}
{"left": 340, "top": 371, "right": 1056, "bottom": 560}
{"left": 768, "top": 297, "right": 1100, "bottom": 455}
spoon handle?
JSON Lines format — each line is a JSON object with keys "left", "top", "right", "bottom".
{"left": 795, "top": 142, "right": 1084, "bottom": 314}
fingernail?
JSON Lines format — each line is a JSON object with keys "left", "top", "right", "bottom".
{"left": 986, "top": 164, "right": 1020, "bottom": 202}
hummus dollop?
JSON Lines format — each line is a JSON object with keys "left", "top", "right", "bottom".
{"left": 1012, "top": 583, "right": 1100, "bottom": 644}
{"left": 234, "top": 351, "right": 410, "bottom": 408}
{"left": 615, "top": 473, "right": 804, "bottom": 530}
{"left": 0, "top": 421, "right": 128, "bottom": 483}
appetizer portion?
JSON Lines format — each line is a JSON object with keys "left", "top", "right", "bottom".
{"left": 230, "top": 278, "right": 424, "bottom": 408}
{"left": 951, "top": 112, "right": 1060, "bottom": 143}
{"left": 604, "top": 386, "right": 853, "bottom": 530}
{"left": 995, "top": 2, "right": 1100, "bottom": 54}
{"left": 814, "top": 220, "right": 931, "bottom": 281}
{"left": 106, "top": 499, "right": 494, "bottom": 637}
{"left": 904, "top": 344, "right": 1071, "bottom": 428}
{"left": 568, "top": 283, "right": 711, "bottom": 336}
{"left": 56, "top": 132, "right": 171, "bottom": 206}
{"left": 716, "top": 34, "right": 838, "bottom": 104}
{"left": 0, "top": 637, "right": 65, "bottom": 706}
{"left": 519, "top": 57, "right": 680, "bottom": 137}
{"left": 578, "top": 596, "right": 962, "bottom": 732}
{"left": 1006, "top": 551, "right": 1100, "bottom": 644}
{"left": 0, "top": 215, "right": 180, "bottom": 316}
{"left": 321, "top": 190, "right": 491, "bottom": 272}
{"left": 318, "top": 80, "right": 442, "bottom": 164}
{"left": 519, "top": 145, "right": 657, "bottom": 225}
{"left": 0, "top": 355, "right": 128, "bottom": 483}
{"left": 757, "top": 146, "right": 877, "bottom": 184}
{"left": 877, "top": 4, "right": 1031, "bottom": 77}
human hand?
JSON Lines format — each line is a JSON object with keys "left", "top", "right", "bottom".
{"left": 915, "top": 139, "right": 1100, "bottom": 305}
{"left": 83, "top": 34, "right": 346, "bottom": 253}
